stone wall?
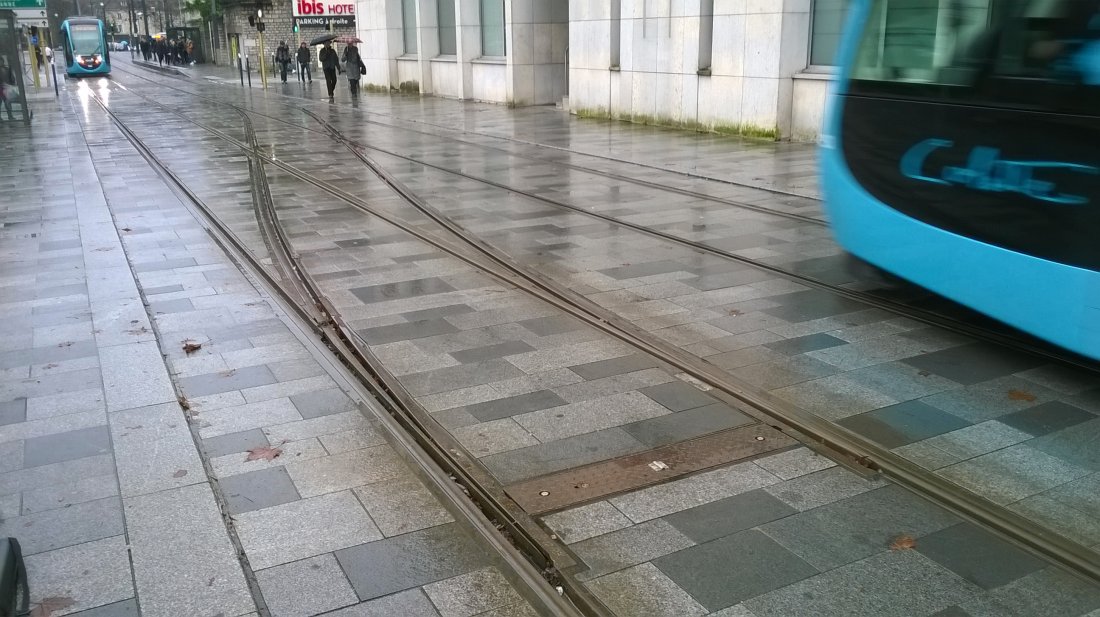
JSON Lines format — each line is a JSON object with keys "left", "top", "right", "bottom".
{"left": 219, "top": 0, "right": 356, "bottom": 72}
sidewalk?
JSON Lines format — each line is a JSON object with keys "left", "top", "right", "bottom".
{"left": 0, "top": 79, "right": 536, "bottom": 616}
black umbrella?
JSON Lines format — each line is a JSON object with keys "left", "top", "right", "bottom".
{"left": 309, "top": 33, "right": 338, "bottom": 45}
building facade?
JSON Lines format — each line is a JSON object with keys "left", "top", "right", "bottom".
{"left": 354, "top": 0, "right": 849, "bottom": 141}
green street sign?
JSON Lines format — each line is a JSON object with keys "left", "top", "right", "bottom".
{"left": 0, "top": 0, "right": 46, "bottom": 8}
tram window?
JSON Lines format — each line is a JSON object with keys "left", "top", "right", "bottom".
{"left": 849, "top": 0, "right": 1100, "bottom": 114}
{"left": 69, "top": 24, "right": 103, "bottom": 56}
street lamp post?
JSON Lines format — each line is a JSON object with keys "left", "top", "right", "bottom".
{"left": 257, "top": 7, "right": 267, "bottom": 89}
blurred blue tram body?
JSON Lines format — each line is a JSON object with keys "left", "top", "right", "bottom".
{"left": 820, "top": 0, "right": 1100, "bottom": 360}
{"left": 60, "top": 18, "right": 111, "bottom": 76}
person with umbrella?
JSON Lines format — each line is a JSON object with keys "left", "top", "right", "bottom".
{"left": 341, "top": 38, "right": 365, "bottom": 96}
{"left": 319, "top": 40, "right": 341, "bottom": 100}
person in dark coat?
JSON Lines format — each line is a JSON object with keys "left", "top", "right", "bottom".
{"left": 275, "top": 41, "right": 291, "bottom": 83}
{"left": 296, "top": 42, "right": 311, "bottom": 83}
{"left": 319, "top": 41, "right": 340, "bottom": 99}
{"left": 341, "top": 42, "right": 364, "bottom": 95}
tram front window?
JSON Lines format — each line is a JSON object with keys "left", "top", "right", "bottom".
{"left": 848, "top": 0, "right": 1100, "bottom": 113}
{"left": 69, "top": 24, "right": 103, "bottom": 56}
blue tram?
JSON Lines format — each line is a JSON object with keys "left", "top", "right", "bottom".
{"left": 820, "top": 0, "right": 1100, "bottom": 360}
{"left": 60, "top": 18, "right": 110, "bottom": 76}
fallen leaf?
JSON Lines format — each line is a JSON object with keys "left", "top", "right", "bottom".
{"left": 172, "top": 469, "right": 188, "bottom": 478}
{"left": 245, "top": 446, "right": 283, "bottom": 462}
{"left": 121, "top": 227, "right": 132, "bottom": 232}
{"left": 207, "top": 577, "right": 216, "bottom": 587}
{"left": 57, "top": 341, "right": 73, "bottom": 347}
{"left": 177, "top": 396, "right": 191, "bottom": 411}
{"left": 221, "top": 369, "right": 237, "bottom": 377}
{"left": 43, "top": 363, "right": 58, "bottom": 369}
{"left": 1008, "top": 389, "right": 1037, "bottom": 402}
{"left": 182, "top": 341, "right": 202, "bottom": 354}
{"left": 127, "top": 327, "right": 150, "bottom": 335}
{"left": 31, "top": 597, "right": 76, "bottom": 617}
{"left": 917, "top": 370, "right": 931, "bottom": 377}
{"left": 889, "top": 534, "right": 917, "bottom": 551}
{"left": 727, "top": 309, "right": 743, "bottom": 316}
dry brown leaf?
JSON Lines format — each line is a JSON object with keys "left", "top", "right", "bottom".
{"left": 889, "top": 534, "right": 917, "bottom": 551}
{"left": 121, "top": 227, "right": 132, "bottom": 232}
{"left": 1008, "top": 389, "right": 1037, "bottom": 402}
{"left": 31, "top": 597, "right": 76, "bottom": 617}
{"left": 245, "top": 446, "right": 283, "bottom": 462}
{"left": 172, "top": 469, "right": 188, "bottom": 478}
{"left": 177, "top": 396, "right": 191, "bottom": 411}
{"left": 182, "top": 341, "right": 203, "bottom": 355}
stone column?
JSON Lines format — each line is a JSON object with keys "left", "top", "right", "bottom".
{"left": 414, "top": 0, "right": 440, "bottom": 94}
{"left": 455, "top": 0, "right": 480, "bottom": 99}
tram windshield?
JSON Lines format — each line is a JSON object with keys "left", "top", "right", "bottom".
{"left": 849, "top": 0, "right": 1100, "bottom": 114}
{"left": 69, "top": 24, "right": 103, "bottom": 56}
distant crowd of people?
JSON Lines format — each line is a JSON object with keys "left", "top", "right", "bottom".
{"left": 137, "top": 37, "right": 195, "bottom": 67}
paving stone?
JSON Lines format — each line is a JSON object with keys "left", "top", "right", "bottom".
{"left": 66, "top": 599, "right": 140, "bottom": 617}
{"left": 639, "top": 381, "right": 718, "bottom": 412}
{"left": 916, "top": 522, "right": 1047, "bottom": 590}
{"left": 570, "top": 519, "right": 695, "bottom": 580}
{"left": 322, "top": 589, "right": 441, "bottom": 617}
{"left": 935, "top": 444, "right": 1091, "bottom": 505}
{"left": 0, "top": 398, "right": 28, "bottom": 427}
{"left": 773, "top": 374, "right": 900, "bottom": 420}
{"left": 0, "top": 496, "right": 123, "bottom": 555}
{"left": 263, "top": 411, "right": 372, "bottom": 443}
{"left": 1007, "top": 494, "right": 1100, "bottom": 547}
{"left": 838, "top": 401, "right": 972, "bottom": 449}
{"left": 764, "top": 466, "right": 884, "bottom": 511}
{"left": 761, "top": 484, "right": 960, "bottom": 570}
{"left": 0, "top": 453, "right": 114, "bottom": 496}
{"left": 902, "top": 344, "right": 1046, "bottom": 386}
{"left": 452, "top": 418, "right": 540, "bottom": 457}
{"left": 0, "top": 440, "right": 20, "bottom": 475}
{"left": 21, "top": 473, "right": 119, "bottom": 515}
{"left": 211, "top": 437, "right": 329, "bottom": 478}
{"left": 753, "top": 447, "right": 837, "bottom": 480}
{"left": 515, "top": 391, "right": 670, "bottom": 442}
{"left": 665, "top": 489, "right": 797, "bottom": 544}
{"left": 996, "top": 401, "right": 1096, "bottom": 437}
{"left": 622, "top": 403, "right": 755, "bottom": 447}
{"left": 451, "top": 340, "right": 536, "bottom": 364}
{"left": 201, "top": 428, "right": 270, "bottom": 458}
{"left": 542, "top": 501, "right": 634, "bottom": 545}
{"left": 586, "top": 562, "right": 708, "bottom": 617}
{"left": 517, "top": 314, "right": 585, "bottom": 336}
{"left": 610, "top": 461, "right": 782, "bottom": 522}
{"left": 219, "top": 466, "right": 301, "bottom": 514}
{"left": 763, "top": 333, "right": 847, "bottom": 355}
{"left": 359, "top": 318, "right": 461, "bottom": 346}
{"left": 922, "top": 421, "right": 1033, "bottom": 460}
{"left": 568, "top": 354, "right": 660, "bottom": 380}
{"left": 123, "top": 483, "right": 256, "bottom": 617}
{"left": 1027, "top": 417, "right": 1100, "bottom": 473}
{"left": 742, "top": 550, "right": 980, "bottom": 617}
{"left": 23, "top": 425, "right": 110, "bottom": 468}
{"left": 350, "top": 277, "right": 456, "bottom": 303}
{"left": 958, "top": 565, "right": 1100, "bottom": 617}
{"left": 235, "top": 490, "right": 382, "bottom": 570}
{"left": 318, "top": 427, "right": 389, "bottom": 454}
{"left": 286, "top": 445, "right": 405, "bottom": 497}
{"left": 24, "top": 536, "right": 134, "bottom": 617}
{"left": 197, "top": 397, "right": 303, "bottom": 439}
{"left": 335, "top": 522, "right": 490, "bottom": 601}
{"left": 289, "top": 388, "right": 358, "bottom": 419}
{"left": 99, "top": 341, "right": 177, "bottom": 412}
{"left": 179, "top": 364, "right": 278, "bottom": 398}
{"left": 110, "top": 403, "right": 205, "bottom": 497}
{"left": 353, "top": 474, "right": 454, "bottom": 537}
{"left": 422, "top": 567, "right": 527, "bottom": 617}
{"left": 402, "top": 304, "right": 475, "bottom": 322}
{"left": 256, "top": 554, "right": 359, "bottom": 617}
{"left": 462, "top": 390, "right": 567, "bottom": 423}
{"left": 654, "top": 529, "right": 819, "bottom": 611}
{"left": 507, "top": 340, "right": 635, "bottom": 374}
{"left": 401, "top": 359, "right": 526, "bottom": 396}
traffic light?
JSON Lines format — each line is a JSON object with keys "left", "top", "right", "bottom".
{"left": 256, "top": 21, "right": 265, "bottom": 32}
{"left": 293, "top": 24, "right": 298, "bottom": 33}
{"left": 248, "top": 14, "right": 255, "bottom": 26}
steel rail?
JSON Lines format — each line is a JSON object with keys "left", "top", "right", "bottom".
{"left": 86, "top": 90, "right": 588, "bottom": 617}
{"left": 96, "top": 81, "right": 1100, "bottom": 588}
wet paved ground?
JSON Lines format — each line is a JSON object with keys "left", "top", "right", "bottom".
{"left": 1, "top": 57, "right": 1098, "bottom": 616}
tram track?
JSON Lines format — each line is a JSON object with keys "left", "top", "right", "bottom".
{"left": 91, "top": 76, "right": 1100, "bottom": 588}
{"left": 84, "top": 88, "right": 595, "bottom": 617}
{"left": 107, "top": 64, "right": 1100, "bottom": 373}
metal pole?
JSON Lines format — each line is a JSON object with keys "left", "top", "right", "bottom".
{"left": 257, "top": 28, "right": 266, "bottom": 89}
{"left": 75, "top": 0, "right": 81, "bottom": 16}
{"left": 52, "top": 62, "right": 58, "bottom": 96}
{"left": 238, "top": 48, "right": 244, "bottom": 84}
{"left": 245, "top": 56, "right": 251, "bottom": 87}
{"left": 26, "top": 30, "right": 41, "bottom": 90}
{"left": 141, "top": 0, "right": 149, "bottom": 36}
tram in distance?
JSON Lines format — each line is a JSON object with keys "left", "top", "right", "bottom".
{"left": 820, "top": 0, "right": 1100, "bottom": 360}
{"left": 59, "top": 18, "right": 111, "bottom": 77}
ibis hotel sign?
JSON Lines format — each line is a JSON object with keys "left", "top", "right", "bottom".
{"left": 293, "top": 0, "right": 355, "bottom": 28}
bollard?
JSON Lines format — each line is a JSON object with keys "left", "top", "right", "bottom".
{"left": 238, "top": 54, "right": 244, "bottom": 86}
{"left": 245, "top": 57, "right": 251, "bottom": 88}
{"left": 52, "top": 62, "right": 58, "bottom": 97}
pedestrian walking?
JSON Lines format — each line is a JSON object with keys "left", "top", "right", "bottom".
{"left": 0, "top": 59, "right": 16, "bottom": 121}
{"left": 296, "top": 42, "right": 311, "bottom": 83}
{"left": 319, "top": 41, "right": 340, "bottom": 100}
{"left": 341, "top": 42, "right": 364, "bottom": 95}
{"left": 186, "top": 39, "right": 195, "bottom": 64}
{"left": 275, "top": 41, "right": 291, "bottom": 83}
